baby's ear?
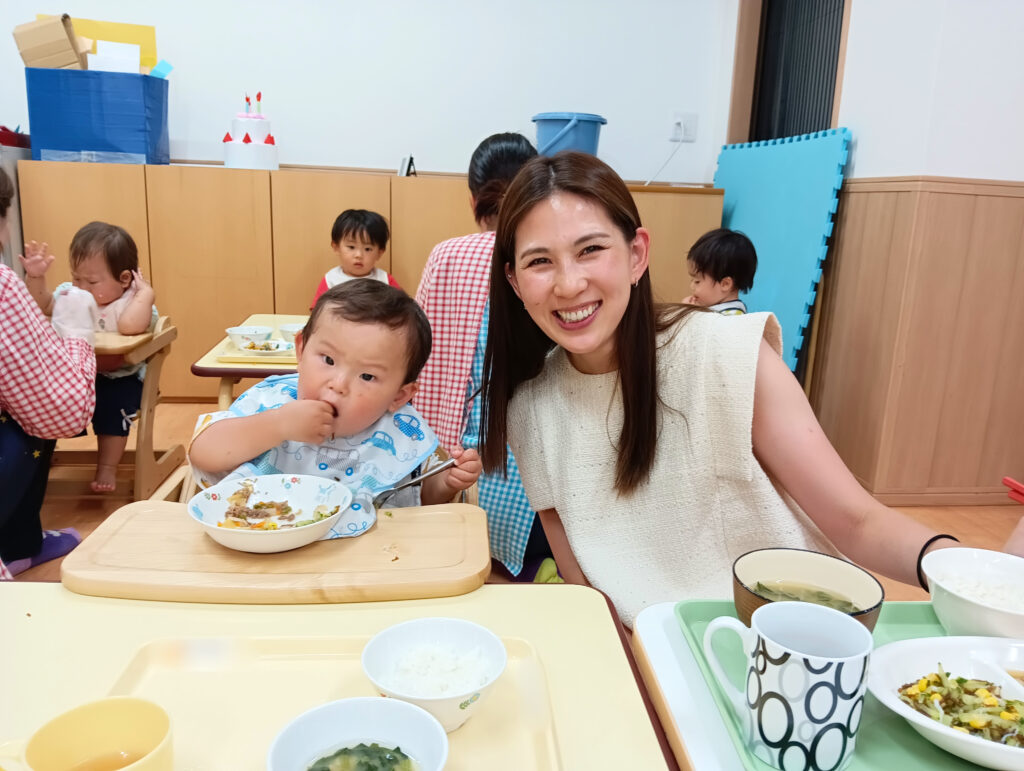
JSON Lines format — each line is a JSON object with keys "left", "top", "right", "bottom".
{"left": 389, "top": 381, "right": 418, "bottom": 412}
{"left": 119, "top": 270, "right": 133, "bottom": 287}
{"left": 720, "top": 276, "right": 735, "bottom": 292}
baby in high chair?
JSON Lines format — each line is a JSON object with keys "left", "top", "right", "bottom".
{"left": 190, "top": 281, "right": 481, "bottom": 511}
{"left": 20, "top": 221, "right": 157, "bottom": 493}
{"left": 683, "top": 227, "right": 758, "bottom": 315}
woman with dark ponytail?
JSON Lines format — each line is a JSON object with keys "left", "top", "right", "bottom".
{"left": 414, "top": 132, "right": 553, "bottom": 579}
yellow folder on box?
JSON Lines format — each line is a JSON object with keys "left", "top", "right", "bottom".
{"left": 37, "top": 15, "right": 157, "bottom": 69}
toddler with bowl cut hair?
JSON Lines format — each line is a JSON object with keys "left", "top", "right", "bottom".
{"left": 311, "top": 209, "right": 400, "bottom": 308}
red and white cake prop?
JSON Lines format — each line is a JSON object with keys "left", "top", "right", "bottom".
{"left": 223, "top": 92, "right": 278, "bottom": 170}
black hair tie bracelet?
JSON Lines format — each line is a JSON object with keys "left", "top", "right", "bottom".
{"left": 917, "top": 534, "right": 960, "bottom": 591}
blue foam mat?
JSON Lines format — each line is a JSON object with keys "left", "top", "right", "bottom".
{"left": 713, "top": 129, "right": 850, "bottom": 369}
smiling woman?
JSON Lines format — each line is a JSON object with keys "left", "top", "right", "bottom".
{"left": 479, "top": 151, "right": 1024, "bottom": 627}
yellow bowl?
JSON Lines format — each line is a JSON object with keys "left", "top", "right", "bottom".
{"left": 732, "top": 548, "right": 884, "bottom": 632}
{"left": 17, "top": 696, "right": 171, "bottom": 771}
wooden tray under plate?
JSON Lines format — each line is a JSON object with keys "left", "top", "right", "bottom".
{"left": 61, "top": 500, "right": 490, "bottom": 603}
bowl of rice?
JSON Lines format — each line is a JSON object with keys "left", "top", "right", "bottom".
{"left": 922, "top": 546, "right": 1024, "bottom": 637}
{"left": 361, "top": 617, "right": 507, "bottom": 732}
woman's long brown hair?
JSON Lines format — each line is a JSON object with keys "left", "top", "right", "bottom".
{"left": 480, "top": 152, "right": 698, "bottom": 494}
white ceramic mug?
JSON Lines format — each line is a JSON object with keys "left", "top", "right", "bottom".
{"left": 703, "top": 601, "right": 873, "bottom": 771}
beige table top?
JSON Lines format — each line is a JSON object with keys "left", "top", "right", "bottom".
{"left": 0, "top": 583, "right": 670, "bottom": 770}
{"left": 191, "top": 313, "right": 307, "bottom": 377}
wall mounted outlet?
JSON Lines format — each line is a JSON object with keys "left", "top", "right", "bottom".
{"left": 670, "top": 112, "right": 698, "bottom": 143}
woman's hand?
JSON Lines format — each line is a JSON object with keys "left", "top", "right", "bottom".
{"left": 1004, "top": 516, "right": 1024, "bottom": 558}
{"left": 17, "top": 241, "right": 54, "bottom": 278}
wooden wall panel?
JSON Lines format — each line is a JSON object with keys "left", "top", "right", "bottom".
{"left": 146, "top": 166, "right": 273, "bottom": 398}
{"left": 886, "top": 194, "right": 1024, "bottom": 491}
{"left": 389, "top": 176, "right": 478, "bottom": 294}
{"left": 630, "top": 187, "right": 724, "bottom": 303}
{"left": 270, "top": 170, "right": 391, "bottom": 314}
{"left": 812, "top": 177, "right": 1024, "bottom": 503}
{"left": 17, "top": 160, "right": 151, "bottom": 284}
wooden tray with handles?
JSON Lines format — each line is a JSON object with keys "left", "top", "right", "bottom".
{"left": 61, "top": 500, "right": 490, "bottom": 603}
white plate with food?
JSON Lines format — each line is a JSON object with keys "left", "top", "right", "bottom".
{"left": 867, "top": 636, "right": 1024, "bottom": 770}
{"left": 233, "top": 339, "right": 296, "bottom": 356}
{"left": 188, "top": 474, "right": 355, "bottom": 553}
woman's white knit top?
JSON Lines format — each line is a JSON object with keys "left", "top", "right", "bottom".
{"left": 508, "top": 311, "right": 837, "bottom": 626}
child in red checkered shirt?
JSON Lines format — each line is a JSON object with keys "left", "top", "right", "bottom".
{"left": 20, "top": 222, "right": 156, "bottom": 493}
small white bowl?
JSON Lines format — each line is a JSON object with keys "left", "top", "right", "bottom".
{"left": 267, "top": 696, "right": 448, "bottom": 771}
{"left": 226, "top": 325, "right": 272, "bottom": 349}
{"left": 277, "top": 322, "right": 306, "bottom": 344}
{"left": 922, "top": 546, "right": 1024, "bottom": 637}
{"left": 362, "top": 617, "right": 507, "bottom": 732}
{"left": 188, "top": 474, "right": 352, "bottom": 554}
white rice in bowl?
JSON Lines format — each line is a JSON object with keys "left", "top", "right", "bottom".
{"left": 390, "top": 643, "right": 492, "bottom": 697}
{"left": 935, "top": 574, "right": 1024, "bottom": 613}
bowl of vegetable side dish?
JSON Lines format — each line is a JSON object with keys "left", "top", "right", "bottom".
{"left": 868, "top": 637, "right": 1024, "bottom": 771}
{"left": 188, "top": 474, "right": 352, "bottom": 553}
{"left": 362, "top": 617, "right": 508, "bottom": 732}
{"left": 267, "top": 696, "right": 448, "bottom": 771}
{"left": 922, "top": 547, "right": 1024, "bottom": 638}
{"left": 226, "top": 325, "right": 273, "bottom": 348}
{"left": 732, "top": 547, "right": 885, "bottom": 631}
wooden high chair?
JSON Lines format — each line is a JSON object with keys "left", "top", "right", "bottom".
{"left": 49, "top": 316, "right": 186, "bottom": 501}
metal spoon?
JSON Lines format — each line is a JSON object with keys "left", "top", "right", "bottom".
{"left": 371, "top": 456, "right": 457, "bottom": 510}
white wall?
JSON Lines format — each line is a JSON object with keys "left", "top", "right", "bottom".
{"left": 838, "top": 0, "right": 1024, "bottom": 181}
{"left": 0, "top": 0, "right": 740, "bottom": 183}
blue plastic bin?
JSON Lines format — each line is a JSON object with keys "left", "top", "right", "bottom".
{"left": 532, "top": 112, "right": 606, "bottom": 155}
{"left": 25, "top": 67, "right": 169, "bottom": 164}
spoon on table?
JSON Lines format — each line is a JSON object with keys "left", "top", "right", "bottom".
{"left": 372, "top": 456, "right": 457, "bottom": 510}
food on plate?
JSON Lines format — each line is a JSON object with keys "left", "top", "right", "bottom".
{"left": 898, "top": 664, "right": 1024, "bottom": 747}
{"left": 931, "top": 574, "right": 1024, "bottom": 613}
{"left": 390, "top": 643, "right": 491, "bottom": 697}
{"left": 218, "top": 480, "right": 339, "bottom": 530}
{"left": 752, "top": 580, "right": 860, "bottom": 613}
{"left": 245, "top": 341, "right": 278, "bottom": 351}
{"left": 307, "top": 742, "right": 419, "bottom": 771}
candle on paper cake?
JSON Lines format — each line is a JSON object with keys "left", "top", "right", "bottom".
{"left": 223, "top": 91, "right": 278, "bottom": 170}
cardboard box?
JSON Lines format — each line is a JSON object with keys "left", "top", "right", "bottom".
{"left": 13, "top": 14, "right": 90, "bottom": 69}
{"left": 25, "top": 68, "right": 169, "bottom": 164}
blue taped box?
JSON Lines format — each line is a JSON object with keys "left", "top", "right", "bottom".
{"left": 25, "top": 67, "right": 169, "bottom": 164}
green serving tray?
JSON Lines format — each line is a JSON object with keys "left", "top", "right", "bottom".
{"left": 675, "top": 600, "right": 989, "bottom": 770}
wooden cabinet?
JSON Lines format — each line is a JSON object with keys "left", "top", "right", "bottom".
{"left": 270, "top": 170, "right": 391, "bottom": 313}
{"left": 390, "top": 176, "right": 478, "bottom": 293}
{"left": 145, "top": 166, "right": 274, "bottom": 399}
{"left": 810, "top": 177, "right": 1024, "bottom": 504}
{"left": 631, "top": 186, "right": 724, "bottom": 303}
{"left": 17, "top": 160, "right": 150, "bottom": 285}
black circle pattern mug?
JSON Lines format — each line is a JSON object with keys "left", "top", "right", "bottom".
{"left": 703, "top": 601, "right": 873, "bottom": 771}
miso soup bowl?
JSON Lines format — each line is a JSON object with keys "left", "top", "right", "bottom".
{"left": 267, "top": 697, "right": 447, "bottom": 771}
{"left": 733, "top": 548, "right": 884, "bottom": 631}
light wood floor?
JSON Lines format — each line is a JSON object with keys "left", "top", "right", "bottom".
{"left": 16, "top": 403, "right": 1024, "bottom": 600}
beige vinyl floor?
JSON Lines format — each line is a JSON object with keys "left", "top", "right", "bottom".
{"left": 17, "top": 403, "right": 1024, "bottom": 600}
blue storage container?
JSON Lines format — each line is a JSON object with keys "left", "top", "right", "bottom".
{"left": 25, "top": 67, "right": 169, "bottom": 164}
{"left": 532, "top": 112, "right": 606, "bottom": 155}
